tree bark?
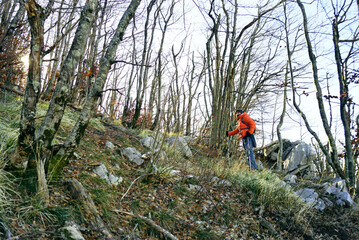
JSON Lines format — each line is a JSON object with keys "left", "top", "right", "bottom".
{"left": 18, "top": 0, "right": 54, "bottom": 149}
{"left": 35, "top": 0, "right": 98, "bottom": 148}
{"left": 276, "top": 65, "right": 288, "bottom": 170}
{"left": 131, "top": 0, "right": 157, "bottom": 128}
{"left": 57, "top": 0, "right": 142, "bottom": 157}
{"left": 332, "top": 15, "right": 355, "bottom": 187}
{"left": 297, "top": 0, "right": 345, "bottom": 180}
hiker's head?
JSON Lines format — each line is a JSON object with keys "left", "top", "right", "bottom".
{"left": 235, "top": 109, "right": 243, "bottom": 117}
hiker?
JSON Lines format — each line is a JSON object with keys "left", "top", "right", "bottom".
{"left": 226, "top": 109, "right": 258, "bottom": 170}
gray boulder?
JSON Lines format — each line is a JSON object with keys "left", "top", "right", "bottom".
{"left": 61, "top": 221, "right": 85, "bottom": 240}
{"left": 284, "top": 174, "right": 297, "bottom": 184}
{"left": 183, "top": 136, "right": 196, "bottom": 144}
{"left": 295, "top": 188, "right": 318, "bottom": 204}
{"left": 334, "top": 192, "right": 354, "bottom": 207}
{"left": 105, "top": 141, "right": 115, "bottom": 149}
{"left": 166, "top": 136, "right": 193, "bottom": 158}
{"left": 93, "top": 164, "right": 123, "bottom": 186}
{"left": 217, "top": 180, "right": 232, "bottom": 187}
{"left": 314, "top": 198, "right": 326, "bottom": 211}
{"left": 331, "top": 178, "right": 348, "bottom": 192}
{"left": 142, "top": 149, "right": 168, "bottom": 163}
{"left": 140, "top": 137, "right": 159, "bottom": 149}
{"left": 323, "top": 197, "right": 334, "bottom": 207}
{"left": 93, "top": 164, "right": 108, "bottom": 180}
{"left": 122, "top": 147, "right": 144, "bottom": 165}
{"left": 283, "top": 142, "right": 316, "bottom": 172}
{"left": 108, "top": 173, "right": 123, "bottom": 186}
{"left": 324, "top": 185, "right": 340, "bottom": 195}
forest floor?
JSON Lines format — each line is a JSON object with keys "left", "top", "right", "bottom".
{"left": 3, "top": 118, "right": 359, "bottom": 240}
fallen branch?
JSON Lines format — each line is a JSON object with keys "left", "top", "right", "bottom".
{"left": 120, "top": 173, "right": 152, "bottom": 202}
{"left": 115, "top": 210, "right": 179, "bottom": 240}
{"left": 65, "top": 178, "right": 113, "bottom": 239}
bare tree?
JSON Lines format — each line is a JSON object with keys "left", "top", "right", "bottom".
{"left": 330, "top": 0, "right": 357, "bottom": 188}
{"left": 18, "top": 0, "right": 98, "bottom": 202}
{"left": 130, "top": 0, "right": 157, "bottom": 128}
{"left": 56, "top": 0, "right": 142, "bottom": 159}
{"left": 296, "top": 0, "right": 345, "bottom": 179}
{"left": 202, "top": 0, "right": 284, "bottom": 148}
{"left": 150, "top": 0, "right": 174, "bottom": 130}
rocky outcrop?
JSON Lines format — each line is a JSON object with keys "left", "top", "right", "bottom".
{"left": 166, "top": 136, "right": 193, "bottom": 158}
{"left": 93, "top": 164, "right": 123, "bottom": 186}
{"left": 257, "top": 140, "right": 317, "bottom": 176}
{"left": 122, "top": 147, "right": 144, "bottom": 165}
{"left": 140, "top": 136, "right": 159, "bottom": 149}
{"left": 286, "top": 177, "right": 355, "bottom": 211}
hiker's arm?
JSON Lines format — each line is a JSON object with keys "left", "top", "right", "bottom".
{"left": 228, "top": 128, "right": 239, "bottom": 136}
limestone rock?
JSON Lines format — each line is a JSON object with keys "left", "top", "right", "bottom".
{"left": 122, "top": 147, "right": 144, "bottom": 165}
{"left": 166, "top": 136, "right": 193, "bottom": 158}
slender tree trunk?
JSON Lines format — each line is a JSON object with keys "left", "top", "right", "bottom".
{"left": 207, "top": 3, "right": 220, "bottom": 147}
{"left": 18, "top": 0, "right": 53, "bottom": 149}
{"left": 170, "top": 44, "right": 183, "bottom": 133}
{"left": 332, "top": 16, "right": 355, "bottom": 187}
{"left": 297, "top": 0, "right": 345, "bottom": 180}
{"left": 35, "top": 0, "right": 98, "bottom": 148}
{"left": 131, "top": 0, "right": 157, "bottom": 128}
{"left": 57, "top": 0, "right": 142, "bottom": 158}
{"left": 185, "top": 52, "right": 203, "bottom": 135}
{"left": 18, "top": 0, "right": 55, "bottom": 203}
{"left": 122, "top": 22, "right": 137, "bottom": 126}
{"left": 150, "top": 0, "right": 171, "bottom": 130}
{"left": 276, "top": 64, "right": 288, "bottom": 170}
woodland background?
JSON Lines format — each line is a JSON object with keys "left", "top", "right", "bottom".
{"left": 0, "top": 0, "right": 358, "bottom": 239}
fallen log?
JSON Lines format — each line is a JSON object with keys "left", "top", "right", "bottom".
{"left": 65, "top": 178, "right": 113, "bottom": 239}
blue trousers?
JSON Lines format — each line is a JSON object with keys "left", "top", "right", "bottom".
{"left": 243, "top": 135, "right": 258, "bottom": 170}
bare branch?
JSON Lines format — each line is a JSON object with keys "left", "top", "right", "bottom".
{"left": 110, "top": 59, "right": 152, "bottom": 67}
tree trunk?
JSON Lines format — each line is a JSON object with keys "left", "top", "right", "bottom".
{"left": 276, "top": 64, "right": 288, "bottom": 170}
{"left": 57, "top": 0, "right": 142, "bottom": 158}
{"left": 35, "top": 0, "right": 98, "bottom": 148}
{"left": 297, "top": 0, "right": 346, "bottom": 180}
{"left": 332, "top": 16, "right": 355, "bottom": 187}
{"left": 131, "top": 0, "right": 157, "bottom": 128}
{"left": 18, "top": 0, "right": 46, "bottom": 149}
{"left": 150, "top": 0, "right": 170, "bottom": 130}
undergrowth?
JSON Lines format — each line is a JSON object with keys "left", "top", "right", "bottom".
{"left": 0, "top": 93, "right": 348, "bottom": 239}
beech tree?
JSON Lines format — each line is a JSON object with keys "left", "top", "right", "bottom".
{"left": 0, "top": 0, "right": 27, "bottom": 94}
{"left": 200, "top": 0, "right": 285, "bottom": 148}
{"left": 17, "top": 0, "right": 142, "bottom": 202}
{"left": 330, "top": 0, "right": 357, "bottom": 188}
{"left": 18, "top": 0, "right": 97, "bottom": 202}
{"left": 291, "top": 0, "right": 359, "bottom": 188}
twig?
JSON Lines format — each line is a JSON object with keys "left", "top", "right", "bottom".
{"left": 120, "top": 174, "right": 151, "bottom": 202}
{"left": 110, "top": 59, "right": 152, "bottom": 67}
{"left": 114, "top": 210, "right": 179, "bottom": 240}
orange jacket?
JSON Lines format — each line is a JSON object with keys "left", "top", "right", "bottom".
{"left": 228, "top": 112, "right": 256, "bottom": 138}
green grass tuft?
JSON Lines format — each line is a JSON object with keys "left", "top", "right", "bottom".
{"left": 18, "top": 195, "right": 57, "bottom": 225}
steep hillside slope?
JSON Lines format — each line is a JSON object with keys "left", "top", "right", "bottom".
{"left": 0, "top": 96, "right": 358, "bottom": 239}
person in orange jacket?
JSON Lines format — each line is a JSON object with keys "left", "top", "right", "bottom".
{"left": 226, "top": 109, "right": 258, "bottom": 170}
